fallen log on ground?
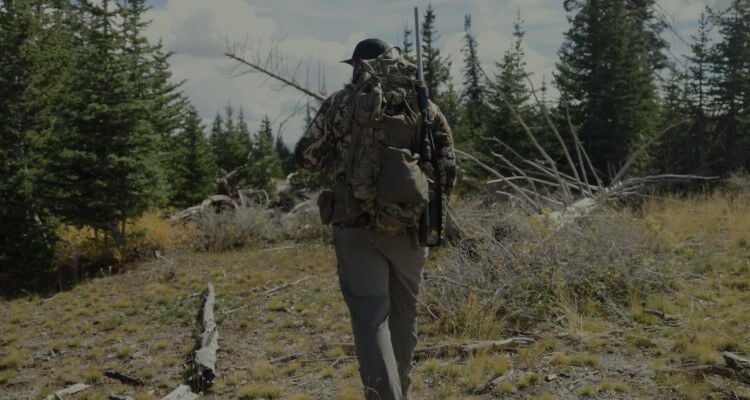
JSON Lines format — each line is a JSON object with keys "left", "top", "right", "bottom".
{"left": 723, "top": 351, "right": 750, "bottom": 384}
{"left": 263, "top": 276, "right": 309, "bottom": 296}
{"left": 191, "top": 282, "right": 218, "bottom": 391}
{"left": 473, "top": 368, "right": 515, "bottom": 395}
{"left": 44, "top": 383, "right": 90, "bottom": 400}
{"left": 319, "top": 337, "right": 535, "bottom": 361}
{"left": 412, "top": 337, "right": 535, "bottom": 361}
{"left": 160, "top": 385, "right": 199, "bottom": 400}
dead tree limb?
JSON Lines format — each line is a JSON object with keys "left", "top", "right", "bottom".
{"left": 104, "top": 370, "right": 143, "bottom": 386}
{"left": 160, "top": 385, "right": 199, "bottom": 400}
{"left": 191, "top": 283, "right": 218, "bottom": 391}
{"left": 263, "top": 276, "right": 310, "bottom": 296}
{"left": 320, "top": 337, "right": 535, "bottom": 361}
{"left": 45, "top": 383, "right": 90, "bottom": 400}
{"left": 412, "top": 336, "right": 535, "bottom": 361}
{"left": 224, "top": 51, "right": 326, "bottom": 102}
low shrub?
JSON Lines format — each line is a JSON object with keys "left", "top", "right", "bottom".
{"left": 423, "top": 197, "right": 673, "bottom": 332}
{"left": 194, "top": 202, "right": 327, "bottom": 251}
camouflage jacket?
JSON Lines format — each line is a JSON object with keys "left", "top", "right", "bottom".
{"left": 294, "top": 85, "right": 457, "bottom": 199}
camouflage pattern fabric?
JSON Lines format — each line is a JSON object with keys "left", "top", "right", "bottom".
{"left": 295, "top": 80, "right": 456, "bottom": 230}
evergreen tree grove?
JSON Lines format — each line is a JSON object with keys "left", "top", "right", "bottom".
{"left": 43, "top": 0, "right": 166, "bottom": 247}
{"left": 555, "top": 0, "right": 664, "bottom": 179}
{"left": 0, "top": 0, "right": 62, "bottom": 271}
{"left": 709, "top": 0, "right": 750, "bottom": 173}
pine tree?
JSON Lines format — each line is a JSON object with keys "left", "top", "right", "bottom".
{"left": 237, "top": 106, "right": 253, "bottom": 155}
{"left": 44, "top": 0, "right": 165, "bottom": 248}
{"left": 458, "top": 14, "right": 485, "bottom": 148}
{"left": 275, "top": 134, "right": 295, "bottom": 176}
{"left": 655, "top": 12, "right": 715, "bottom": 174}
{"left": 247, "top": 116, "right": 282, "bottom": 192}
{"left": 402, "top": 25, "right": 414, "bottom": 63}
{"left": 167, "top": 105, "right": 216, "bottom": 208}
{"left": 420, "top": 4, "right": 451, "bottom": 99}
{"left": 210, "top": 103, "right": 249, "bottom": 173}
{"left": 484, "top": 13, "right": 534, "bottom": 164}
{"left": 709, "top": 0, "right": 750, "bottom": 172}
{"left": 0, "top": 0, "right": 63, "bottom": 271}
{"left": 555, "top": 0, "right": 663, "bottom": 178}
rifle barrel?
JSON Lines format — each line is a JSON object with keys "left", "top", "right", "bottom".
{"left": 414, "top": 7, "right": 423, "bottom": 81}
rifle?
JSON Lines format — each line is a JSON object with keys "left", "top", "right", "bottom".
{"left": 414, "top": 7, "right": 444, "bottom": 247}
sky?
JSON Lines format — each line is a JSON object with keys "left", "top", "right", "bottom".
{"left": 144, "top": 0, "right": 729, "bottom": 145}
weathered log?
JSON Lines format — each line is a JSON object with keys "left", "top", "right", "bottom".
{"left": 270, "top": 351, "right": 309, "bottom": 364}
{"left": 472, "top": 369, "right": 515, "bottom": 395}
{"left": 320, "top": 337, "right": 535, "bottom": 361}
{"left": 169, "top": 195, "right": 236, "bottom": 224}
{"left": 45, "top": 383, "right": 90, "bottom": 400}
{"left": 643, "top": 308, "right": 681, "bottom": 326}
{"left": 412, "top": 336, "right": 535, "bottom": 361}
{"left": 160, "top": 385, "right": 199, "bottom": 400}
{"left": 191, "top": 283, "right": 218, "bottom": 391}
{"left": 687, "top": 363, "right": 750, "bottom": 385}
{"left": 723, "top": 351, "right": 750, "bottom": 383}
{"left": 263, "top": 276, "right": 309, "bottom": 296}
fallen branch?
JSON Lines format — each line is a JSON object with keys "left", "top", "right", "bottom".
{"left": 104, "top": 370, "right": 143, "bottom": 386}
{"left": 412, "top": 337, "right": 535, "bottom": 361}
{"left": 723, "top": 351, "right": 750, "bottom": 384}
{"left": 473, "top": 368, "right": 515, "bottom": 395}
{"left": 45, "top": 383, "right": 90, "bottom": 400}
{"left": 224, "top": 52, "right": 326, "bottom": 102}
{"left": 160, "top": 385, "right": 199, "bottom": 400}
{"left": 643, "top": 308, "right": 681, "bottom": 326}
{"left": 300, "top": 356, "right": 357, "bottom": 364}
{"left": 320, "top": 337, "right": 535, "bottom": 361}
{"left": 222, "top": 304, "right": 249, "bottom": 315}
{"left": 687, "top": 364, "right": 750, "bottom": 385}
{"left": 270, "top": 351, "right": 309, "bottom": 364}
{"left": 191, "top": 283, "right": 218, "bottom": 391}
{"left": 263, "top": 276, "right": 309, "bottom": 296}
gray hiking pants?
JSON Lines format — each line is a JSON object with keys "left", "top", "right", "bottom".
{"left": 333, "top": 226, "right": 428, "bottom": 400}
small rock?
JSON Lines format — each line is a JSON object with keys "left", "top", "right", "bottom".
{"left": 545, "top": 373, "right": 557, "bottom": 382}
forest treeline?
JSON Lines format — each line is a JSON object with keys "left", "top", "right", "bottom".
{"left": 1, "top": 0, "right": 749, "bottom": 272}
{"left": 0, "top": 0, "right": 290, "bottom": 272}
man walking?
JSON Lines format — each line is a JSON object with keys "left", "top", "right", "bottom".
{"left": 294, "top": 38, "right": 456, "bottom": 399}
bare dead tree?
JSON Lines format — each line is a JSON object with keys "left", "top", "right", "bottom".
{"left": 225, "top": 36, "right": 327, "bottom": 102}
{"left": 465, "top": 67, "right": 718, "bottom": 226}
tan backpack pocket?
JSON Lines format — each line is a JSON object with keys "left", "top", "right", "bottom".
{"left": 379, "top": 114, "right": 418, "bottom": 149}
{"left": 377, "top": 146, "right": 429, "bottom": 205}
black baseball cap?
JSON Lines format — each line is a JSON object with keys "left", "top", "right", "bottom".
{"left": 341, "top": 38, "right": 390, "bottom": 64}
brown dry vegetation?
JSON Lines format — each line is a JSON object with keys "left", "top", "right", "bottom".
{"left": 0, "top": 191, "right": 748, "bottom": 399}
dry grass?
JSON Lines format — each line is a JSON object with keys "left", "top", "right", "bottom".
{"left": 55, "top": 209, "right": 195, "bottom": 267}
{"left": 194, "top": 204, "right": 327, "bottom": 251}
{"left": 424, "top": 198, "right": 671, "bottom": 334}
{"left": 1, "top": 190, "right": 747, "bottom": 399}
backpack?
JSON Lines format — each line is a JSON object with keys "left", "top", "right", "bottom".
{"left": 344, "top": 55, "right": 430, "bottom": 233}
